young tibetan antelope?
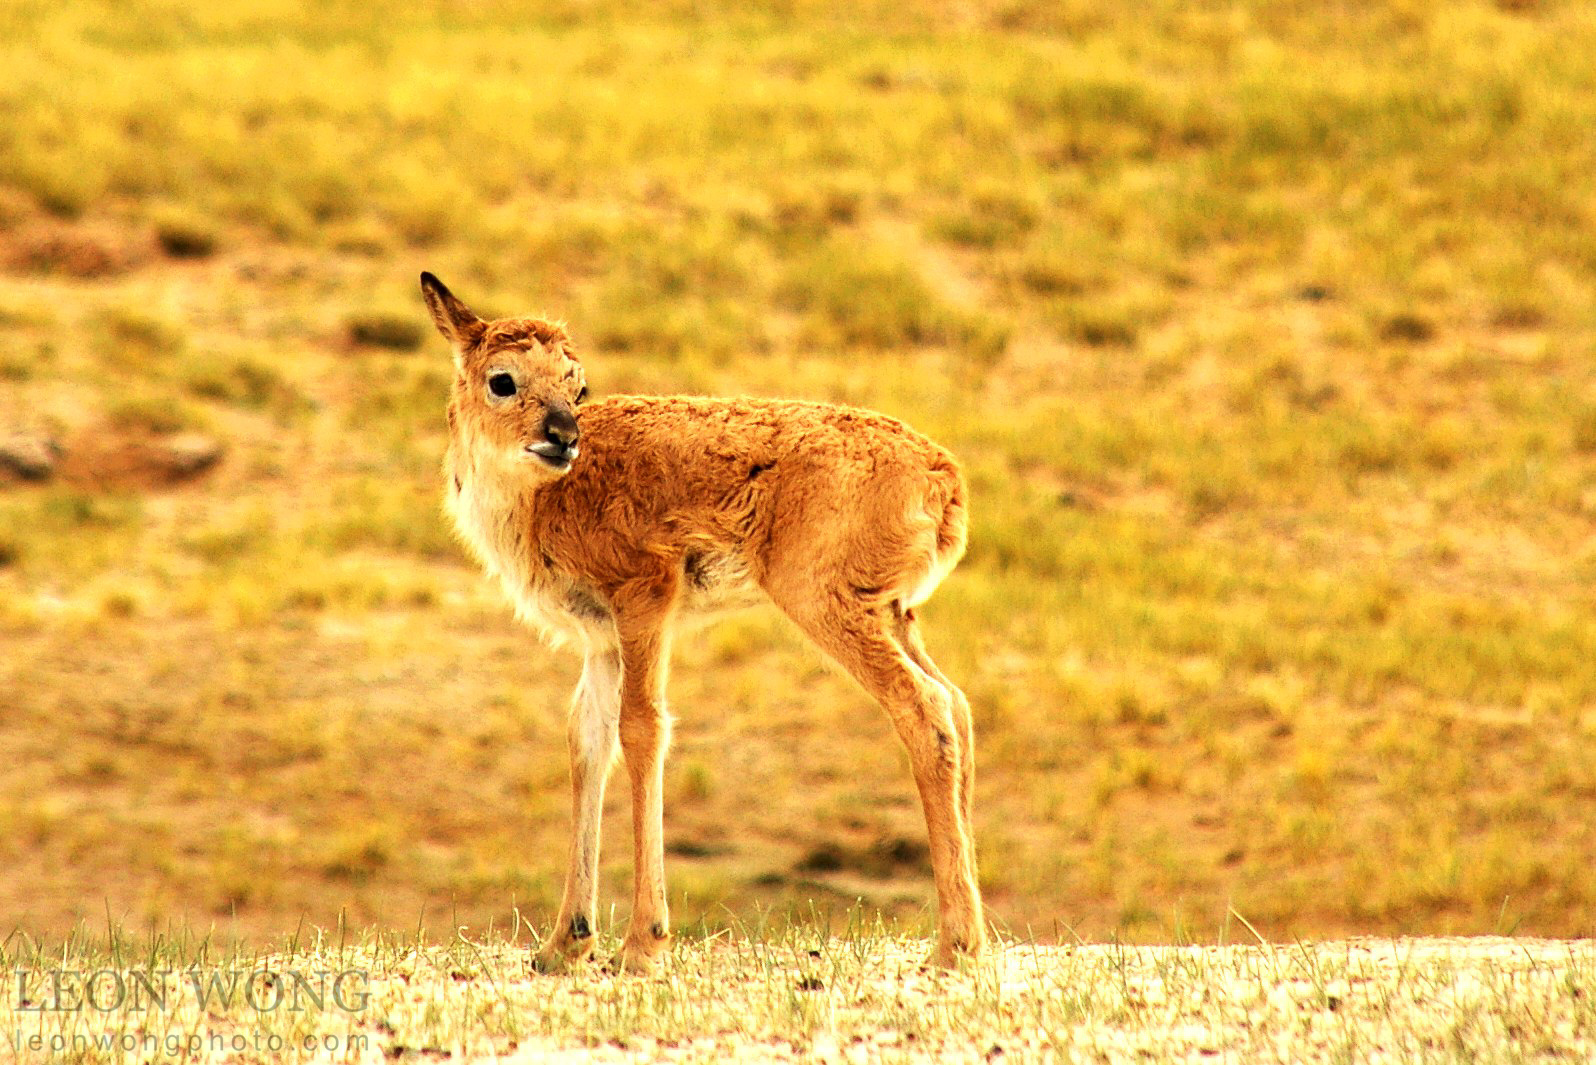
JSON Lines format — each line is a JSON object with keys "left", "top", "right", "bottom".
{"left": 421, "top": 272, "right": 985, "bottom": 972}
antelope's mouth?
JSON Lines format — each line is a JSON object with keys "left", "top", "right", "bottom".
{"left": 525, "top": 440, "right": 578, "bottom": 471}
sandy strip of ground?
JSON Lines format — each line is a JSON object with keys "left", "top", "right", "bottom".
{"left": 7, "top": 936, "right": 1591, "bottom": 1063}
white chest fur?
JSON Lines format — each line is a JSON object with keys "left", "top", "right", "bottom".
{"left": 446, "top": 471, "right": 596, "bottom": 649}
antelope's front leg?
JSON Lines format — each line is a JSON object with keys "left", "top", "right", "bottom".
{"left": 610, "top": 624, "right": 673, "bottom": 974}
{"left": 534, "top": 646, "right": 620, "bottom": 973}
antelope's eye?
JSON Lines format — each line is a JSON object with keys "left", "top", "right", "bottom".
{"left": 575, "top": 385, "right": 589, "bottom": 404}
{"left": 488, "top": 373, "right": 517, "bottom": 398}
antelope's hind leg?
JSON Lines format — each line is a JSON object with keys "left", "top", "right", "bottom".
{"left": 534, "top": 645, "right": 620, "bottom": 974}
{"left": 775, "top": 593, "right": 985, "bottom": 968}
{"left": 892, "top": 605, "right": 982, "bottom": 924}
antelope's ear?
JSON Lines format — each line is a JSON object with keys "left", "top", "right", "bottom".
{"left": 420, "top": 272, "right": 485, "bottom": 350}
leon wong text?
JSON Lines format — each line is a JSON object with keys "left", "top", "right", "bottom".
{"left": 13, "top": 968, "right": 371, "bottom": 1013}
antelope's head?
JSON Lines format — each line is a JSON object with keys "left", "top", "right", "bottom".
{"left": 421, "top": 272, "right": 587, "bottom": 478}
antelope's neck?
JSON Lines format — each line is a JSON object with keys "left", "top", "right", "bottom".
{"left": 445, "top": 443, "right": 551, "bottom": 591}
{"left": 448, "top": 455, "right": 601, "bottom": 649}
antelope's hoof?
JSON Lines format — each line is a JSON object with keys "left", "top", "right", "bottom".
{"left": 923, "top": 933, "right": 986, "bottom": 972}
{"left": 606, "top": 932, "right": 669, "bottom": 975}
{"left": 532, "top": 938, "right": 595, "bottom": 975}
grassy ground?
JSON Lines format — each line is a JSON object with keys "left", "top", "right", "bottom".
{"left": 2, "top": 0, "right": 1596, "bottom": 951}
{"left": 3, "top": 924, "right": 1593, "bottom": 1063}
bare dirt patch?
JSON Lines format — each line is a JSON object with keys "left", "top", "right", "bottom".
{"left": 0, "top": 216, "right": 156, "bottom": 279}
{"left": 55, "top": 426, "right": 225, "bottom": 491}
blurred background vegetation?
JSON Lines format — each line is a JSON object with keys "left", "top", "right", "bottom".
{"left": 1, "top": 0, "right": 1593, "bottom": 946}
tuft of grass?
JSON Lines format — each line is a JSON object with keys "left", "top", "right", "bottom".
{"left": 926, "top": 182, "right": 1041, "bottom": 250}
{"left": 183, "top": 352, "right": 306, "bottom": 420}
{"left": 93, "top": 306, "right": 186, "bottom": 369}
{"left": 770, "top": 179, "right": 867, "bottom": 239}
{"left": 0, "top": 351, "right": 33, "bottom": 381}
{"left": 1049, "top": 298, "right": 1143, "bottom": 348}
{"left": 1379, "top": 310, "right": 1438, "bottom": 343}
{"left": 1010, "top": 248, "right": 1102, "bottom": 297}
{"left": 1573, "top": 404, "right": 1596, "bottom": 454}
{"left": 319, "top": 830, "right": 395, "bottom": 883}
{"left": 347, "top": 312, "right": 425, "bottom": 351}
{"left": 105, "top": 393, "right": 203, "bottom": 435}
{"left": 152, "top": 206, "right": 220, "bottom": 258}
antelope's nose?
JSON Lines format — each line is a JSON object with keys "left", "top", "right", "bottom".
{"left": 543, "top": 405, "right": 580, "bottom": 450}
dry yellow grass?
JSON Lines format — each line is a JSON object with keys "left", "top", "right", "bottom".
{"left": 2, "top": 0, "right": 1595, "bottom": 960}
{"left": 4, "top": 925, "right": 1593, "bottom": 1063}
